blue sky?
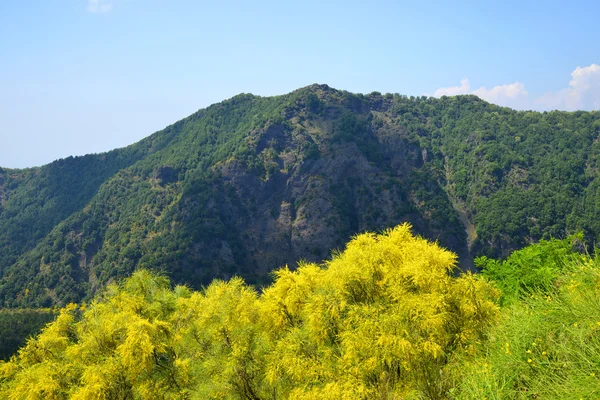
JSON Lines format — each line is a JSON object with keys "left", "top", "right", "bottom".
{"left": 1, "top": 0, "right": 599, "bottom": 168}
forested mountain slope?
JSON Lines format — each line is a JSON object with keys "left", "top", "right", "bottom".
{"left": 2, "top": 226, "right": 597, "bottom": 399}
{"left": 1, "top": 84, "right": 600, "bottom": 307}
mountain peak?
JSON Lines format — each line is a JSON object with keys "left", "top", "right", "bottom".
{"left": 1, "top": 84, "right": 600, "bottom": 310}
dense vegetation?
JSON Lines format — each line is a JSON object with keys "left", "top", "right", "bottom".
{"left": 0, "top": 309, "right": 56, "bottom": 360}
{"left": 1, "top": 84, "right": 600, "bottom": 310}
{"left": 1, "top": 224, "right": 597, "bottom": 399}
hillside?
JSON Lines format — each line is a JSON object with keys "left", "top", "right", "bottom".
{"left": 1, "top": 84, "right": 600, "bottom": 308}
{"left": 2, "top": 226, "right": 598, "bottom": 399}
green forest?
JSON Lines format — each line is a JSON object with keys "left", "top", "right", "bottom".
{"left": 2, "top": 86, "right": 600, "bottom": 397}
{"left": 1, "top": 85, "right": 600, "bottom": 312}
{"left": 1, "top": 224, "right": 598, "bottom": 399}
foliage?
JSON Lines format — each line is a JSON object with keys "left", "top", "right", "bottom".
{"left": 2, "top": 227, "right": 600, "bottom": 399}
{"left": 455, "top": 257, "right": 600, "bottom": 399}
{"left": 0, "top": 309, "right": 56, "bottom": 360}
{"left": 0, "top": 224, "right": 500, "bottom": 399}
{"left": 1, "top": 84, "right": 600, "bottom": 314}
{"left": 0, "top": 92, "right": 296, "bottom": 307}
{"left": 258, "top": 224, "right": 499, "bottom": 399}
{"left": 0, "top": 271, "right": 194, "bottom": 400}
{"left": 475, "top": 234, "right": 585, "bottom": 304}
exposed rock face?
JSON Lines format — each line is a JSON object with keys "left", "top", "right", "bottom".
{"left": 174, "top": 109, "right": 468, "bottom": 283}
{"left": 5, "top": 84, "right": 596, "bottom": 308}
{"left": 0, "top": 86, "right": 469, "bottom": 306}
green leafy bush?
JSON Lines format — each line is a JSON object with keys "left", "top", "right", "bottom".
{"left": 476, "top": 234, "right": 584, "bottom": 304}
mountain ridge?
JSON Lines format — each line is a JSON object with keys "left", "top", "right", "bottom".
{"left": 1, "top": 84, "right": 600, "bottom": 307}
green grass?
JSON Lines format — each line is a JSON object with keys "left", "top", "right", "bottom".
{"left": 454, "top": 257, "right": 600, "bottom": 399}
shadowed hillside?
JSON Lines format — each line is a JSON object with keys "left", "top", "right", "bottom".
{"left": 1, "top": 84, "right": 600, "bottom": 307}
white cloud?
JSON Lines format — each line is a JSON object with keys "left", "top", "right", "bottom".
{"left": 433, "top": 78, "right": 471, "bottom": 97}
{"left": 473, "top": 81, "right": 529, "bottom": 108}
{"left": 87, "top": 0, "right": 112, "bottom": 13}
{"left": 535, "top": 64, "right": 600, "bottom": 111}
{"left": 433, "top": 79, "right": 529, "bottom": 108}
{"left": 431, "top": 64, "right": 600, "bottom": 111}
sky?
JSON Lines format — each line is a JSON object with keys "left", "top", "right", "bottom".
{"left": 1, "top": 0, "right": 599, "bottom": 168}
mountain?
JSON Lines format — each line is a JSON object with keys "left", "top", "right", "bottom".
{"left": 1, "top": 84, "right": 600, "bottom": 308}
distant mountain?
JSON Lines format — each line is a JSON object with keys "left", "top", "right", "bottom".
{"left": 1, "top": 84, "right": 600, "bottom": 307}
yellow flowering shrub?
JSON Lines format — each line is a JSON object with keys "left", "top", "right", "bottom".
{"left": 261, "top": 224, "right": 500, "bottom": 399}
{"left": 0, "top": 224, "right": 500, "bottom": 399}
